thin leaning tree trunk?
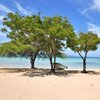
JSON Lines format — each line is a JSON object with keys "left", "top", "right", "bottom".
{"left": 30, "top": 53, "right": 38, "bottom": 69}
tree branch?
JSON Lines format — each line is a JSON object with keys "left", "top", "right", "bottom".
{"left": 78, "top": 52, "right": 84, "bottom": 60}
{"left": 85, "top": 51, "right": 88, "bottom": 60}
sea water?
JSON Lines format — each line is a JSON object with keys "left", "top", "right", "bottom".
{"left": 0, "top": 57, "right": 100, "bottom": 69}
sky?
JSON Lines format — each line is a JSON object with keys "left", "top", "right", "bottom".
{"left": 0, "top": 0, "right": 100, "bottom": 57}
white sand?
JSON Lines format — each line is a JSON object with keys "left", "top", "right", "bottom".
{"left": 0, "top": 70, "right": 100, "bottom": 100}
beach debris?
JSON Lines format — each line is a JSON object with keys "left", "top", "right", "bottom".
{"left": 53, "top": 63, "right": 68, "bottom": 70}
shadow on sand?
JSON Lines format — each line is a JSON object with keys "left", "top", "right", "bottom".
{"left": 0, "top": 68, "right": 100, "bottom": 77}
{"left": 22, "top": 69, "right": 100, "bottom": 77}
{"left": 0, "top": 68, "right": 29, "bottom": 73}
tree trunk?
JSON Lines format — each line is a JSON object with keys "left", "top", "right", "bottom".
{"left": 82, "top": 59, "right": 87, "bottom": 73}
{"left": 30, "top": 58, "right": 34, "bottom": 69}
{"left": 53, "top": 55, "right": 56, "bottom": 72}
{"left": 30, "top": 53, "right": 38, "bottom": 69}
{"left": 49, "top": 56, "right": 54, "bottom": 72}
{"left": 77, "top": 51, "right": 88, "bottom": 73}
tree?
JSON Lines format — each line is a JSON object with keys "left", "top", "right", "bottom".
{"left": 0, "top": 41, "right": 18, "bottom": 57}
{"left": 0, "top": 41, "right": 35, "bottom": 57}
{"left": 1, "top": 12, "right": 45, "bottom": 68}
{"left": 1, "top": 13, "right": 75, "bottom": 72}
{"left": 67, "top": 32, "right": 100, "bottom": 73}
{"left": 43, "top": 16, "right": 74, "bottom": 72}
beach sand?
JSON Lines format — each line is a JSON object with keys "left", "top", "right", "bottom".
{"left": 0, "top": 68, "right": 100, "bottom": 100}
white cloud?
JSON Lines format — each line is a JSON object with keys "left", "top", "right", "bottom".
{"left": 0, "top": 32, "right": 6, "bottom": 37}
{"left": 87, "top": 22, "right": 100, "bottom": 37}
{"left": 81, "top": 0, "right": 100, "bottom": 17}
{"left": 0, "top": 3, "right": 13, "bottom": 13}
{"left": 78, "top": 0, "right": 100, "bottom": 21}
{"left": 78, "top": 8, "right": 94, "bottom": 22}
{"left": 13, "top": 1, "right": 34, "bottom": 15}
{"left": 91, "top": 0, "right": 100, "bottom": 12}
{"left": 0, "top": 24, "right": 6, "bottom": 37}
{"left": 0, "top": 15, "right": 5, "bottom": 21}
{"left": 0, "top": 16, "right": 3, "bottom": 21}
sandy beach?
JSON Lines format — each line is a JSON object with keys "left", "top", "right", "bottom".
{"left": 0, "top": 68, "right": 100, "bottom": 100}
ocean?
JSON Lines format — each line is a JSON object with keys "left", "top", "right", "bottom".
{"left": 0, "top": 57, "right": 100, "bottom": 69}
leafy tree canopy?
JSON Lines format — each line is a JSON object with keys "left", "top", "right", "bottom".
{"left": 67, "top": 31, "right": 100, "bottom": 73}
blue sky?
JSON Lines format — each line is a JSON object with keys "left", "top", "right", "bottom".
{"left": 0, "top": 0, "right": 100, "bottom": 57}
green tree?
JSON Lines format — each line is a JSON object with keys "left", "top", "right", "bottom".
{"left": 1, "top": 13, "right": 75, "bottom": 72}
{"left": 67, "top": 32, "right": 100, "bottom": 73}
{"left": 1, "top": 12, "right": 45, "bottom": 68}
{"left": 0, "top": 41, "right": 35, "bottom": 57}
{"left": 43, "top": 16, "right": 74, "bottom": 72}
{"left": 0, "top": 41, "right": 18, "bottom": 57}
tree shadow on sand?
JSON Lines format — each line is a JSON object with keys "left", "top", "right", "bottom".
{"left": 22, "top": 69, "right": 100, "bottom": 77}
{"left": 86, "top": 70, "right": 100, "bottom": 75}
{"left": 0, "top": 68, "right": 100, "bottom": 77}
{"left": 0, "top": 68, "right": 29, "bottom": 73}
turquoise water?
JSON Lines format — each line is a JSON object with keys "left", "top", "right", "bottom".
{"left": 0, "top": 57, "right": 100, "bottom": 69}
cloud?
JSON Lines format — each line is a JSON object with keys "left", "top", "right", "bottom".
{"left": 0, "top": 32, "right": 6, "bottom": 37}
{"left": 82, "top": 0, "right": 100, "bottom": 14}
{"left": 78, "top": 8, "right": 94, "bottom": 22}
{"left": 0, "top": 24, "right": 6, "bottom": 37}
{"left": 0, "top": 3, "right": 13, "bottom": 13}
{"left": 0, "top": 15, "right": 5, "bottom": 21}
{"left": 87, "top": 22, "right": 100, "bottom": 37}
{"left": 0, "top": 16, "right": 4, "bottom": 21}
{"left": 91, "top": 0, "right": 100, "bottom": 12}
{"left": 77, "top": 0, "right": 100, "bottom": 22}
{"left": 13, "top": 1, "right": 36, "bottom": 15}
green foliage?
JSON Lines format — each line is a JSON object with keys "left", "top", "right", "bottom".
{"left": 0, "top": 42, "right": 18, "bottom": 57}
{"left": 1, "top": 12, "right": 100, "bottom": 71}
{"left": 43, "top": 16, "right": 74, "bottom": 54}
{"left": 1, "top": 12, "right": 45, "bottom": 57}
{"left": 67, "top": 31, "right": 100, "bottom": 72}
{"left": 68, "top": 32, "right": 100, "bottom": 53}
{"left": 1, "top": 28, "right": 7, "bottom": 32}
{"left": 42, "top": 16, "right": 75, "bottom": 71}
{"left": 0, "top": 41, "right": 36, "bottom": 57}
{"left": 0, "top": 12, "right": 75, "bottom": 70}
